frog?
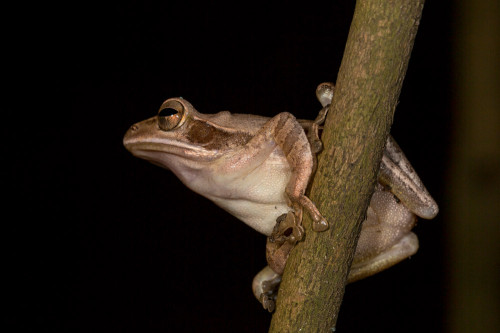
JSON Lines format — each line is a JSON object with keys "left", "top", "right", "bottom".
{"left": 123, "top": 82, "right": 438, "bottom": 312}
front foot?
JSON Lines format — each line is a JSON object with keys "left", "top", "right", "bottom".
{"left": 292, "top": 196, "right": 329, "bottom": 232}
{"left": 312, "top": 216, "right": 329, "bottom": 232}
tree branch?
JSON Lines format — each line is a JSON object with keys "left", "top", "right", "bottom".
{"left": 269, "top": 0, "right": 425, "bottom": 331}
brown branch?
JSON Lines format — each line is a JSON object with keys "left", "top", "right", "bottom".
{"left": 269, "top": 0, "right": 425, "bottom": 331}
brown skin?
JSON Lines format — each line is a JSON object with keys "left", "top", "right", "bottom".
{"left": 123, "top": 82, "right": 438, "bottom": 315}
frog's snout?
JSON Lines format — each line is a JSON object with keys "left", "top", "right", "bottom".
{"left": 123, "top": 124, "right": 139, "bottom": 150}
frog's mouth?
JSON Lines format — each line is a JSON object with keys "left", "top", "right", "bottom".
{"left": 123, "top": 137, "right": 219, "bottom": 161}
{"left": 123, "top": 117, "right": 221, "bottom": 163}
{"left": 123, "top": 131, "right": 220, "bottom": 170}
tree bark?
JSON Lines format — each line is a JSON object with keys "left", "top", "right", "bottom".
{"left": 269, "top": 0, "right": 425, "bottom": 331}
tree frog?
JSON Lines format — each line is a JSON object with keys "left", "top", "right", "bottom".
{"left": 123, "top": 82, "right": 438, "bottom": 312}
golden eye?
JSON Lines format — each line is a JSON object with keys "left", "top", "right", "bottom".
{"left": 158, "top": 100, "right": 185, "bottom": 131}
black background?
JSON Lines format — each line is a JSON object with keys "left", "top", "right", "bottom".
{"left": 7, "top": 1, "right": 451, "bottom": 332}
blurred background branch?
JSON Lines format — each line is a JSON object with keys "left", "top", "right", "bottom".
{"left": 448, "top": 0, "right": 500, "bottom": 331}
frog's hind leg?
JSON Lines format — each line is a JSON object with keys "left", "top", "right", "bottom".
{"left": 252, "top": 266, "right": 282, "bottom": 312}
{"left": 379, "top": 136, "right": 439, "bottom": 219}
{"left": 257, "top": 211, "right": 304, "bottom": 312}
{"left": 266, "top": 212, "right": 303, "bottom": 275}
{"left": 348, "top": 232, "right": 419, "bottom": 283}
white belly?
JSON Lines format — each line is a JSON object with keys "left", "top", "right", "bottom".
{"left": 171, "top": 148, "right": 293, "bottom": 236}
{"left": 192, "top": 157, "right": 292, "bottom": 235}
{"left": 211, "top": 197, "right": 291, "bottom": 236}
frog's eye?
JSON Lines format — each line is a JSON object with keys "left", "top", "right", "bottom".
{"left": 158, "top": 100, "right": 185, "bottom": 131}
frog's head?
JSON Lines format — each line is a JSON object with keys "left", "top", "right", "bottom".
{"left": 123, "top": 98, "right": 252, "bottom": 170}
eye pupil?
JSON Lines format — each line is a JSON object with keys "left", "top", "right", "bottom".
{"left": 159, "top": 108, "right": 179, "bottom": 117}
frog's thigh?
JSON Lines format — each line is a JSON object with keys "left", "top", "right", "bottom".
{"left": 347, "top": 232, "right": 419, "bottom": 283}
{"left": 380, "top": 137, "right": 439, "bottom": 219}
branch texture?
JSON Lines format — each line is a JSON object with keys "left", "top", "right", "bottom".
{"left": 269, "top": 0, "right": 425, "bottom": 331}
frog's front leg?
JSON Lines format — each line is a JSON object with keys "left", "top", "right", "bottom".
{"left": 230, "top": 111, "right": 328, "bottom": 233}
{"left": 267, "top": 113, "right": 329, "bottom": 232}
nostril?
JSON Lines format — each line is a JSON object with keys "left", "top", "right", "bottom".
{"left": 130, "top": 124, "right": 139, "bottom": 131}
